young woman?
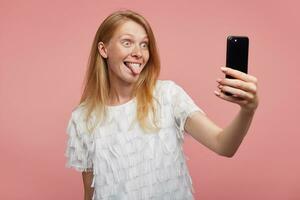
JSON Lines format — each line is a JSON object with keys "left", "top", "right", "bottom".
{"left": 65, "top": 10, "right": 259, "bottom": 200}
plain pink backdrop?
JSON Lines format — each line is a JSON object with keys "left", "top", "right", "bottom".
{"left": 1, "top": 0, "right": 299, "bottom": 199}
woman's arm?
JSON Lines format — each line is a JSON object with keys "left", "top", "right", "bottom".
{"left": 216, "top": 109, "right": 255, "bottom": 157}
{"left": 82, "top": 171, "right": 94, "bottom": 200}
{"left": 185, "top": 109, "right": 255, "bottom": 157}
{"left": 185, "top": 67, "right": 259, "bottom": 157}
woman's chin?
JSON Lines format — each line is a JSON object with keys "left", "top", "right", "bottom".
{"left": 118, "top": 74, "right": 140, "bottom": 85}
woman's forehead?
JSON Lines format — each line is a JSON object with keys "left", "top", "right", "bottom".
{"left": 114, "top": 21, "right": 148, "bottom": 39}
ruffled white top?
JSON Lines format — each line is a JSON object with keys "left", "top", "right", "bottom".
{"left": 65, "top": 80, "right": 206, "bottom": 200}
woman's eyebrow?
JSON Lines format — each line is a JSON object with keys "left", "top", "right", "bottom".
{"left": 120, "top": 34, "right": 148, "bottom": 40}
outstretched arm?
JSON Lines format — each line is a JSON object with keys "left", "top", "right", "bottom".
{"left": 185, "top": 67, "right": 259, "bottom": 157}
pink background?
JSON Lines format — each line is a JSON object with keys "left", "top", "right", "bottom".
{"left": 1, "top": 0, "right": 299, "bottom": 199}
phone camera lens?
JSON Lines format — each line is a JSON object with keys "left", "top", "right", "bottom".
{"left": 234, "top": 39, "right": 237, "bottom": 42}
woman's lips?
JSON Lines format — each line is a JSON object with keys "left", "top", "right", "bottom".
{"left": 124, "top": 62, "right": 142, "bottom": 75}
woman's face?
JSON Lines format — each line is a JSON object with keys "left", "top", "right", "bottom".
{"left": 99, "top": 20, "right": 150, "bottom": 85}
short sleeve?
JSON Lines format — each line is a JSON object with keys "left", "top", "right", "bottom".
{"left": 64, "top": 111, "right": 94, "bottom": 172}
{"left": 169, "top": 81, "right": 206, "bottom": 139}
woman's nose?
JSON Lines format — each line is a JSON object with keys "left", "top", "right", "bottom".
{"left": 131, "top": 45, "right": 142, "bottom": 57}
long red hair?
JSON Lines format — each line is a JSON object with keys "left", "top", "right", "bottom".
{"left": 79, "top": 10, "right": 161, "bottom": 133}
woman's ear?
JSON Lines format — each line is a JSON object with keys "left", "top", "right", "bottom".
{"left": 98, "top": 42, "right": 108, "bottom": 59}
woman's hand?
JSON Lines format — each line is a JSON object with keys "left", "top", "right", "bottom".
{"left": 214, "top": 67, "right": 259, "bottom": 113}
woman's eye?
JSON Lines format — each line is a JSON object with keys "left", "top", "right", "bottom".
{"left": 122, "top": 40, "right": 131, "bottom": 46}
{"left": 141, "top": 42, "right": 149, "bottom": 48}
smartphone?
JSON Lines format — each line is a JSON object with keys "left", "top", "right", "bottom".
{"left": 224, "top": 36, "right": 249, "bottom": 96}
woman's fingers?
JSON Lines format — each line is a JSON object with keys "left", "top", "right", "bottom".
{"left": 216, "top": 66, "right": 259, "bottom": 111}
{"left": 217, "top": 78, "right": 257, "bottom": 95}
{"left": 217, "top": 85, "right": 255, "bottom": 101}
{"left": 221, "top": 67, "right": 258, "bottom": 84}
{"left": 214, "top": 90, "right": 248, "bottom": 105}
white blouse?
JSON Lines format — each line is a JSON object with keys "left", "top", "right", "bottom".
{"left": 65, "top": 80, "right": 206, "bottom": 200}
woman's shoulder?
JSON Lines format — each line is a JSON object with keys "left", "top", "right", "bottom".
{"left": 155, "top": 79, "right": 184, "bottom": 97}
{"left": 69, "top": 102, "right": 88, "bottom": 123}
{"left": 154, "top": 80, "right": 182, "bottom": 106}
{"left": 155, "top": 79, "right": 178, "bottom": 92}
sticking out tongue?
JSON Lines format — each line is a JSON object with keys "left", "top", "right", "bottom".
{"left": 124, "top": 62, "right": 142, "bottom": 75}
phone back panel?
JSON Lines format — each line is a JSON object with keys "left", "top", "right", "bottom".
{"left": 226, "top": 36, "right": 249, "bottom": 79}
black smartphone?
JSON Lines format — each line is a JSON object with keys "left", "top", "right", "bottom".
{"left": 224, "top": 36, "right": 249, "bottom": 96}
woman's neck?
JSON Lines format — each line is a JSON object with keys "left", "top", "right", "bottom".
{"left": 108, "top": 81, "right": 135, "bottom": 106}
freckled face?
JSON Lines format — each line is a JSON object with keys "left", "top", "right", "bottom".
{"left": 101, "top": 20, "right": 150, "bottom": 85}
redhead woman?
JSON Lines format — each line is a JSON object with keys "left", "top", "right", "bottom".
{"left": 65, "top": 10, "right": 259, "bottom": 200}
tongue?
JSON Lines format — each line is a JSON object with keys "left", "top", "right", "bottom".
{"left": 126, "top": 63, "right": 142, "bottom": 75}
